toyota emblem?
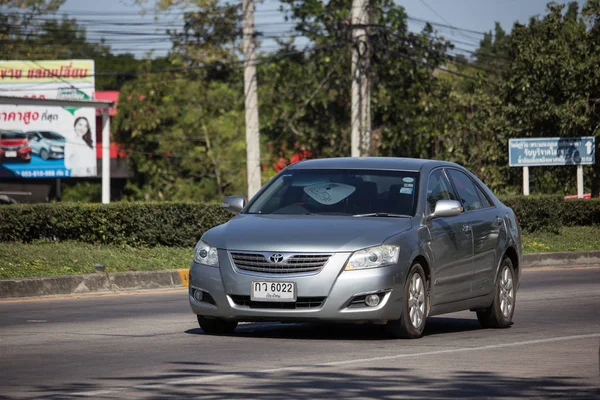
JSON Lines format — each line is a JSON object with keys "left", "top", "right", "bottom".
{"left": 269, "top": 253, "right": 284, "bottom": 263}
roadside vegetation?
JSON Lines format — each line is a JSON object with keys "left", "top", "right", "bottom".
{"left": 1, "top": 225, "right": 599, "bottom": 279}
{"left": 522, "top": 226, "right": 600, "bottom": 254}
{"left": 0, "top": 241, "right": 191, "bottom": 279}
{"left": 0, "top": 198, "right": 598, "bottom": 278}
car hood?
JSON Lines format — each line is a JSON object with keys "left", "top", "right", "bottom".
{"left": 202, "top": 214, "right": 412, "bottom": 253}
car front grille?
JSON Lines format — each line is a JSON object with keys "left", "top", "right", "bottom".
{"left": 230, "top": 252, "right": 331, "bottom": 274}
{"left": 230, "top": 295, "right": 326, "bottom": 309}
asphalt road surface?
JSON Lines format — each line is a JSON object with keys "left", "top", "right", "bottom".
{"left": 1, "top": 267, "right": 599, "bottom": 399}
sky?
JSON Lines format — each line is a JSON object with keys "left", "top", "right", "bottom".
{"left": 59, "top": 0, "right": 586, "bottom": 58}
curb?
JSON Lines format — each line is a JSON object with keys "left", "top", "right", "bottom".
{"left": 1, "top": 252, "right": 599, "bottom": 300}
{"left": 522, "top": 251, "right": 600, "bottom": 269}
{"left": 0, "top": 269, "right": 189, "bottom": 300}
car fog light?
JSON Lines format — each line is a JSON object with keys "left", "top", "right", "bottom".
{"left": 193, "top": 290, "right": 204, "bottom": 302}
{"left": 365, "top": 294, "right": 380, "bottom": 307}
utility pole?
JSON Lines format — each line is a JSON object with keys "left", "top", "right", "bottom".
{"left": 351, "top": 0, "right": 371, "bottom": 157}
{"left": 243, "top": 0, "right": 261, "bottom": 198}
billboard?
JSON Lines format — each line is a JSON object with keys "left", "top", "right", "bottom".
{"left": 0, "top": 60, "right": 96, "bottom": 178}
{"left": 509, "top": 137, "right": 596, "bottom": 167}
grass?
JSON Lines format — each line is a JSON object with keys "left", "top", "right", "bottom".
{"left": 0, "top": 240, "right": 192, "bottom": 279}
{"left": 0, "top": 226, "right": 599, "bottom": 279}
{"left": 521, "top": 226, "right": 600, "bottom": 253}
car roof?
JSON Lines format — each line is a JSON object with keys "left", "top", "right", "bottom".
{"left": 286, "top": 157, "right": 461, "bottom": 172}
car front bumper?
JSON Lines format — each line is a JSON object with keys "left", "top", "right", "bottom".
{"left": 189, "top": 249, "right": 411, "bottom": 322}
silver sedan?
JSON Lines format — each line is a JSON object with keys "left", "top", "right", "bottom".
{"left": 189, "top": 157, "right": 522, "bottom": 339}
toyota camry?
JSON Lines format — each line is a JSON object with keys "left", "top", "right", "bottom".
{"left": 189, "top": 157, "right": 522, "bottom": 339}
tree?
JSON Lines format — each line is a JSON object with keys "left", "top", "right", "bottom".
{"left": 114, "top": 0, "right": 247, "bottom": 201}
{"left": 259, "top": 0, "right": 453, "bottom": 163}
{"left": 499, "top": 1, "right": 600, "bottom": 195}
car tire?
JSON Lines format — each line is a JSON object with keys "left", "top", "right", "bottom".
{"left": 386, "top": 263, "right": 428, "bottom": 339}
{"left": 477, "top": 257, "right": 516, "bottom": 329}
{"left": 197, "top": 316, "right": 238, "bottom": 335}
{"left": 40, "top": 149, "right": 49, "bottom": 160}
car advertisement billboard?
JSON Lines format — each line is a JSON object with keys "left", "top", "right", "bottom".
{"left": 0, "top": 60, "right": 96, "bottom": 178}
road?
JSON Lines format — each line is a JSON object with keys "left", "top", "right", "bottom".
{"left": 0, "top": 267, "right": 599, "bottom": 399}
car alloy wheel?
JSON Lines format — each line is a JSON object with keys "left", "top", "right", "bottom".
{"left": 477, "top": 256, "right": 516, "bottom": 329}
{"left": 408, "top": 272, "right": 426, "bottom": 329}
{"left": 498, "top": 265, "right": 514, "bottom": 318}
{"left": 386, "top": 263, "right": 428, "bottom": 339}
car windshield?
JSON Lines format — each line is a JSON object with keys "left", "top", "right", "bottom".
{"left": 246, "top": 169, "right": 419, "bottom": 216}
{"left": 39, "top": 131, "right": 64, "bottom": 140}
{"left": 1, "top": 131, "right": 27, "bottom": 139}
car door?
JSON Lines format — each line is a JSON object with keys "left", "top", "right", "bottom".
{"left": 446, "top": 169, "right": 501, "bottom": 298}
{"left": 425, "top": 168, "right": 474, "bottom": 305}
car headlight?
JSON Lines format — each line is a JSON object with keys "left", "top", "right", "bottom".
{"left": 194, "top": 240, "right": 219, "bottom": 267}
{"left": 50, "top": 146, "right": 64, "bottom": 152}
{"left": 344, "top": 245, "right": 400, "bottom": 270}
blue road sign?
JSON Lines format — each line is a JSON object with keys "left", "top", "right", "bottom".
{"left": 509, "top": 137, "right": 596, "bottom": 167}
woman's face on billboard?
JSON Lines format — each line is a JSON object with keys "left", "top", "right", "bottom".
{"left": 75, "top": 119, "right": 89, "bottom": 137}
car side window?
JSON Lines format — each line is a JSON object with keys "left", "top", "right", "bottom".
{"left": 473, "top": 183, "right": 493, "bottom": 208}
{"left": 427, "top": 170, "right": 456, "bottom": 212}
{"left": 447, "top": 169, "right": 484, "bottom": 211}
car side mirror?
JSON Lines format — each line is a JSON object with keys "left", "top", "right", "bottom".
{"left": 222, "top": 195, "right": 247, "bottom": 214}
{"left": 431, "top": 200, "right": 463, "bottom": 218}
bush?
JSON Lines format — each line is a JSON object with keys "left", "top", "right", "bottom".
{"left": 1, "top": 197, "right": 598, "bottom": 246}
{"left": 500, "top": 196, "right": 563, "bottom": 233}
{"left": 500, "top": 195, "right": 600, "bottom": 233}
{"left": 61, "top": 182, "right": 102, "bottom": 203}
{"left": 0, "top": 202, "right": 232, "bottom": 247}
{"left": 560, "top": 198, "right": 600, "bottom": 227}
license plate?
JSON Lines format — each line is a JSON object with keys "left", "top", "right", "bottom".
{"left": 251, "top": 281, "right": 296, "bottom": 302}
{"left": 5, "top": 151, "right": 16, "bottom": 158}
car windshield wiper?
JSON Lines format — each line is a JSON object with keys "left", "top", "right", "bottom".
{"left": 353, "top": 213, "right": 409, "bottom": 218}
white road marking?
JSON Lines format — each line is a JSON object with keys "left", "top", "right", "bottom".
{"left": 62, "top": 332, "right": 600, "bottom": 398}
{"left": 69, "top": 389, "right": 115, "bottom": 397}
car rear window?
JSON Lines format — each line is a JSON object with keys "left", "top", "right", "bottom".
{"left": 1, "top": 131, "right": 27, "bottom": 139}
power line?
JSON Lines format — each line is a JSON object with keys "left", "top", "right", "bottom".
{"left": 405, "top": 16, "right": 488, "bottom": 37}
{"left": 0, "top": 42, "right": 347, "bottom": 93}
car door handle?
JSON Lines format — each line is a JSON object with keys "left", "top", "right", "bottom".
{"left": 462, "top": 225, "right": 472, "bottom": 233}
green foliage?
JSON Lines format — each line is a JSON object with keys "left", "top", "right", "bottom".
{"left": 0, "top": 241, "right": 193, "bottom": 279}
{"left": 497, "top": 1, "right": 600, "bottom": 195}
{"left": 560, "top": 198, "right": 600, "bottom": 226}
{"left": 1, "top": 197, "right": 598, "bottom": 248}
{"left": 500, "top": 195, "right": 563, "bottom": 233}
{"left": 522, "top": 225, "right": 600, "bottom": 253}
{"left": 61, "top": 182, "right": 102, "bottom": 203}
{"left": 114, "top": 0, "right": 248, "bottom": 201}
{"left": 500, "top": 195, "right": 600, "bottom": 233}
{"left": 264, "top": 0, "right": 453, "bottom": 161}
{"left": 0, "top": 202, "right": 231, "bottom": 247}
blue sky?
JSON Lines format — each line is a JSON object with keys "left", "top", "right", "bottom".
{"left": 60, "top": 0, "right": 585, "bottom": 58}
